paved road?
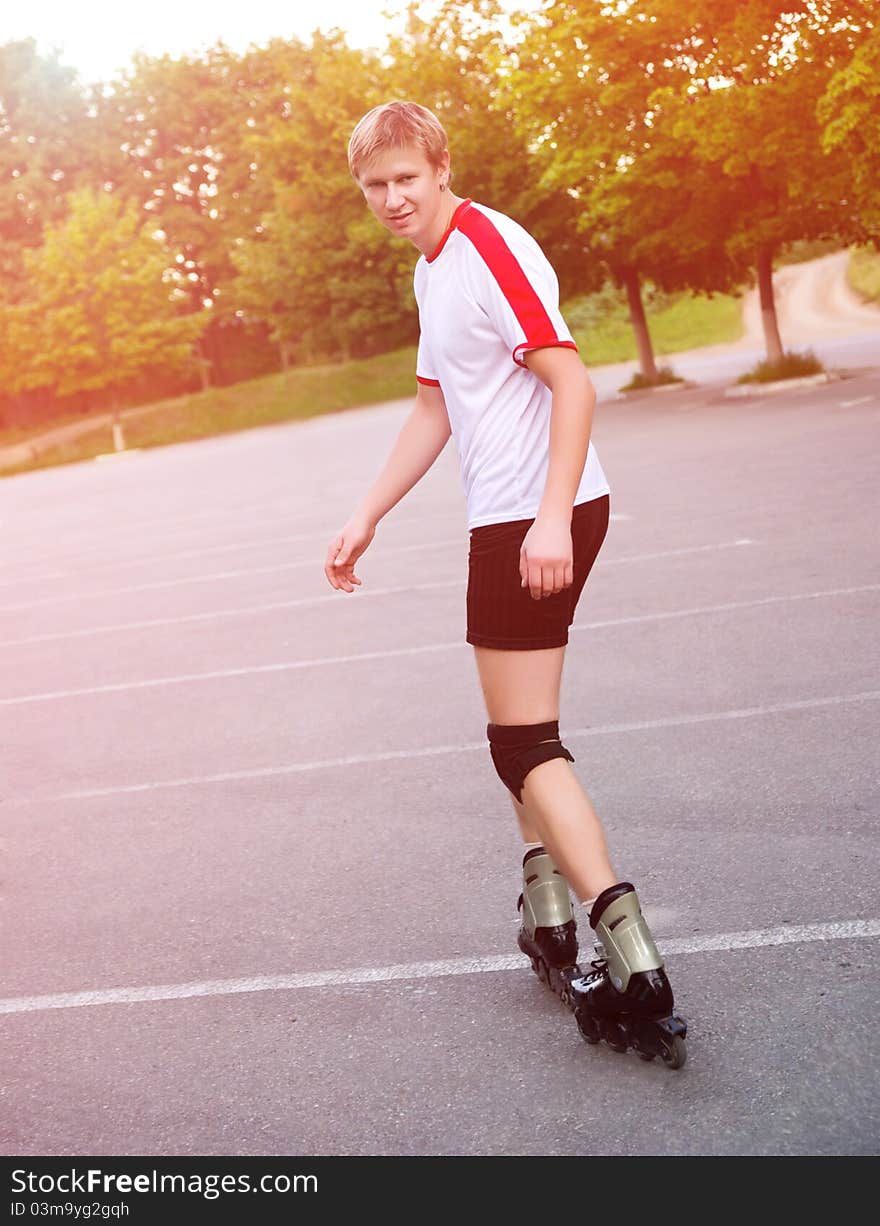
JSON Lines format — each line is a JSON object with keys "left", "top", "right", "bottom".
{"left": 1, "top": 369, "right": 878, "bottom": 1156}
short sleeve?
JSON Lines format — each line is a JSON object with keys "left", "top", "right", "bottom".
{"left": 459, "top": 208, "right": 578, "bottom": 368}
{"left": 413, "top": 259, "right": 441, "bottom": 387}
{"left": 416, "top": 331, "right": 440, "bottom": 387}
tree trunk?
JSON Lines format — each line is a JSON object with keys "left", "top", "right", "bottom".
{"left": 197, "top": 337, "right": 213, "bottom": 390}
{"left": 622, "top": 266, "right": 658, "bottom": 382}
{"left": 279, "top": 340, "right": 294, "bottom": 371}
{"left": 111, "top": 392, "right": 125, "bottom": 452}
{"left": 756, "top": 244, "right": 784, "bottom": 363}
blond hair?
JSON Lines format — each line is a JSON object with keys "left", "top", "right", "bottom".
{"left": 348, "top": 101, "right": 449, "bottom": 180}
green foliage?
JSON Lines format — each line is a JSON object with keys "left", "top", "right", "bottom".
{"left": 777, "top": 238, "right": 845, "bottom": 265}
{"left": 383, "top": 2, "right": 520, "bottom": 201}
{"left": 229, "top": 32, "right": 416, "bottom": 363}
{"left": 92, "top": 43, "right": 282, "bottom": 321}
{"left": 1, "top": 4, "right": 876, "bottom": 408}
{"left": 0, "top": 40, "right": 96, "bottom": 298}
{"left": 0, "top": 187, "right": 208, "bottom": 400}
{"left": 736, "top": 349, "right": 824, "bottom": 383}
{"left": 818, "top": 22, "right": 880, "bottom": 232}
{"left": 504, "top": 0, "right": 747, "bottom": 297}
{"left": 847, "top": 245, "right": 880, "bottom": 302}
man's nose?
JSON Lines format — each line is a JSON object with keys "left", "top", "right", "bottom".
{"left": 386, "top": 184, "right": 404, "bottom": 211}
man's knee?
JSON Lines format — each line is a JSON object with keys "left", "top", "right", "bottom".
{"left": 487, "top": 720, "right": 575, "bottom": 803}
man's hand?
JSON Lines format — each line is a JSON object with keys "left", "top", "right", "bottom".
{"left": 520, "top": 513, "right": 573, "bottom": 600}
{"left": 324, "top": 514, "right": 376, "bottom": 592}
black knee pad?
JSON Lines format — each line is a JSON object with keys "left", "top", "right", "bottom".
{"left": 487, "top": 720, "right": 575, "bottom": 803}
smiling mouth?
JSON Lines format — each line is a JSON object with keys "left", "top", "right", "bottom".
{"left": 388, "top": 212, "right": 413, "bottom": 224}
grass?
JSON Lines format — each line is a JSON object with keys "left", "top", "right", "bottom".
{"left": 567, "top": 284, "right": 744, "bottom": 365}
{"left": 0, "top": 348, "right": 420, "bottom": 476}
{"left": 848, "top": 245, "right": 880, "bottom": 304}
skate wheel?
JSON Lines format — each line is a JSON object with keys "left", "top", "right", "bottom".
{"left": 576, "top": 1012, "right": 600, "bottom": 1045}
{"left": 659, "top": 1034, "right": 687, "bottom": 1070}
{"left": 603, "top": 1020, "right": 628, "bottom": 1054}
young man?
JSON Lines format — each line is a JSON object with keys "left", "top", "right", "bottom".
{"left": 323, "top": 101, "right": 686, "bottom": 1068}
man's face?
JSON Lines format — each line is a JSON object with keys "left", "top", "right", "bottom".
{"left": 358, "top": 145, "right": 450, "bottom": 252}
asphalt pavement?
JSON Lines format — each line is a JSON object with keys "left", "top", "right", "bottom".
{"left": 1, "top": 365, "right": 878, "bottom": 1156}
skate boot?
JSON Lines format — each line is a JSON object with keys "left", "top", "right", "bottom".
{"left": 517, "top": 847, "right": 580, "bottom": 1007}
{"left": 571, "top": 882, "right": 687, "bottom": 1069}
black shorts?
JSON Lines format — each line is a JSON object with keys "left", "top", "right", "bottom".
{"left": 466, "top": 494, "right": 610, "bottom": 650}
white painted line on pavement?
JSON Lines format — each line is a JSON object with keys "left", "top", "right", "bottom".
{"left": 5, "top": 575, "right": 875, "bottom": 650}
{"left": 0, "top": 537, "right": 463, "bottom": 612}
{"left": 839, "top": 396, "right": 875, "bottom": 407}
{"left": 1, "top": 919, "right": 877, "bottom": 1016}
{"left": 571, "top": 583, "right": 880, "bottom": 635}
{"left": 12, "top": 690, "right": 880, "bottom": 802}
{"left": 602, "top": 539, "right": 754, "bottom": 564}
{"left": 0, "top": 581, "right": 466, "bottom": 648}
{"left": 0, "top": 570, "right": 71, "bottom": 590}
{"left": 0, "top": 538, "right": 754, "bottom": 614}
{"left": 2, "top": 582, "right": 877, "bottom": 694}
{"left": 0, "top": 537, "right": 307, "bottom": 590}
{"left": 0, "top": 640, "right": 464, "bottom": 704}
{"left": 0, "top": 510, "right": 470, "bottom": 585}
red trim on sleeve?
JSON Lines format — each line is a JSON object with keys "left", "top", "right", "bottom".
{"left": 513, "top": 339, "right": 578, "bottom": 368}
{"left": 458, "top": 207, "right": 563, "bottom": 357}
{"left": 417, "top": 376, "right": 441, "bottom": 387}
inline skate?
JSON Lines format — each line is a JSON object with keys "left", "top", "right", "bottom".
{"left": 570, "top": 881, "right": 687, "bottom": 1069}
{"left": 516, "top": 847, "right": 580, "bottom": 1007}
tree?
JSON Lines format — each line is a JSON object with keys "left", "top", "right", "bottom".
{"left": 91, "top": 42, "right": 292, "bottom": 382}
{"left": 0, "top": 40, "right": 96, "bottom": 300}
{"left": 818, "top": 19, "right": 880, "bottom": 234}
{"left": 0, "top": 187, "right": 207, "bottom": 410}
{"left": 500, "top": 0, "right": 876, "bottom": 373}
{"left": 230, "top": 32, "right": 417, "bottom": 364}
{"left": 505, "top": 0, "right": 744, "bottom": 381}
{"left": 650, "top": 0, "right": 875, "bottom": 361}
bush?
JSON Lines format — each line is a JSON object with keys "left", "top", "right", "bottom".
{"left": 736, "top": 349, "right": 824, "bottom": 384}
{"left": 619, "top": 365, "right": 685, "bottom": 391}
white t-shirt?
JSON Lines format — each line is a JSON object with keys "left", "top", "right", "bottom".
{"left": 414, "top": 199, "right": 610, "bottom": 530}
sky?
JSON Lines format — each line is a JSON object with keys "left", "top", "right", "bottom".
{"left": 2, "top": 0, "right": 533, "bottom": 85}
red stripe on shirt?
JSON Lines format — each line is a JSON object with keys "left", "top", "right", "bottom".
{"left": 416, "top": 375, "right": 441, "bottom": 387}
{"left": 458, "top": 207, "right": 563, "bottom": 360}
{"left": 427, "top": 199, "right": 473, "bottom": 263}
